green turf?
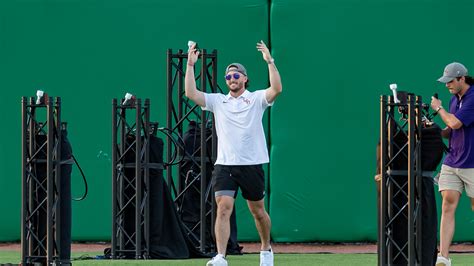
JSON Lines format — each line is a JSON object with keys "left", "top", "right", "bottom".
{"left": 1, "top": 251, "right": 473, "bottom": 265}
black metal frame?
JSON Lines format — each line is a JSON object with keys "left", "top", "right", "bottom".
{"left": 21, "top": 96, "right": 70, "bottom": 265}
{"left": 166, "top": 48, "right": 219, "bottom": 253}
{"left": 111, "top": 98, "right": 151, "bottom": 259}
{"left": 379, "top": 94, "right": 423, "bottom": 265}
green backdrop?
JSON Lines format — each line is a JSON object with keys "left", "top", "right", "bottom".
{"left": 268, "top": 0, "right": 474, "bottom": 242}
{"left": 1, "top": 0, "right": 473, "bottom": 243}
{"left": 0, "top": 0, "right": 268, "bottom": 241}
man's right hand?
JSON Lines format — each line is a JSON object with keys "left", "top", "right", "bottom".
{"left": 185, "top": 42, "right": 205, "bottom": 107}
{"left": 431, "top": 96, "right": 442, "bottom": 112}
{"left": 187, "top": 43, "right": 200, "bottom": 66}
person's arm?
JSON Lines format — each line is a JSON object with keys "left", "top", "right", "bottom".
{"left": 437, "top": 108, "right": 463, "bottom": 129}
{"left": 441, "top": 126, "right": 452, "bottom": 139}
{"left": 257, "top": 40, "right": 282, "bottom": 103}
{"left": 185, "top": 43, "right": 206, "bottom": 107}
{"left": 431, "top": 97, "right": 463, "bottom": 129}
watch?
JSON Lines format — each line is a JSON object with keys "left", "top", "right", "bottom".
{"left": 436, "top": 106, "right": 444, "bottom": 113}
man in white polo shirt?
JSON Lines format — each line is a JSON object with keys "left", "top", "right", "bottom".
{"left": 185, "top": 41, "right": 282, "bottom": 266}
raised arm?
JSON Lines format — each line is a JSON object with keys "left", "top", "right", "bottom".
{"left": 431, "top": 96, "right": 463, "bottom": 130}
{"left": 185, "top": 43, "right": 206, "bottom": 107}
{"left": 257, "top": 40, "right": 282, "bottom": 103}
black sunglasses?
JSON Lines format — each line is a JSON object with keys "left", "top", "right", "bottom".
{"left": 225, "top": 73, "right": 241, "bottom": 80}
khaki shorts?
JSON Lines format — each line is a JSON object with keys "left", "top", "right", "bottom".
{"left": 439, "top": 164, "right": 474, "bottom": 197}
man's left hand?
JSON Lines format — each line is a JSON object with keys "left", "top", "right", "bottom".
{"left": 257, "top": 40, "right": 272, "bottom": 63}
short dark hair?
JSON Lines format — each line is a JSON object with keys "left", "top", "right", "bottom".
{"left": 245, "top": 78, "right": 250, "bottom": 88}
{"left": 465, "top": 76, "right": 474, "bottom": 85}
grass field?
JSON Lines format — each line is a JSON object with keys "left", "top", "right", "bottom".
{"left": 1, "top": 251, "right": 473, "bottom": 265}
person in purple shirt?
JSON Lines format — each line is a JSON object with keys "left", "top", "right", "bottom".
{"left": 431, "top": 62, "right": 474, "bottom": 266}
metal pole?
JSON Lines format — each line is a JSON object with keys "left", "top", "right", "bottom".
{"left": 46, "top": 97, "right": 54, "bottom": 264}
{"left": 167, "top": 49, "right": 173, "bottom": 193}
{"left": 28, "top": 97, "right": 35, "bottom": 260}
{"left": 135, "top": 99, "right": 142, "bottom": 259}
{"left": 55, "top": 97, "right": 62, "bottom": 264}
{"left": 21, "top": 97, "right": 28, "bottom": 265}
{"left": 387, "top": 95, "right": 396, "bottom": 264}
{"left": 379, "top": 95, "right": 387, "bottom": 266}
{"left": 144, "top": 98, "right": 151, "bottom": 258}
{"left": 407, "top": 94, "right": 415, "bottom": 265}
{"left": 119, "top": 101, "right": 126, "bottom": 255}
{"left": 111, "top": 99, "right": 118, "bottom": 259}
{"left": 178, "top": 50, "right": 184, "bottom": 194}
{"left": 415, "top": 96, "right": 423, "bottom": 265}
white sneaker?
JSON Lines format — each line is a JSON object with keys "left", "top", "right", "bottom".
{"left": 436, "top": 254, "right": 451, "bottom": 266}
{"left": 260, "top": 249, "right": 274, "bottom": 266}
{"left": 206, "top": 254, "right": 228, "bottom": 266}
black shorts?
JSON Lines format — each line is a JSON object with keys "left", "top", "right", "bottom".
{"left": 212, "top": 164, "right": 265, "bottom": 201}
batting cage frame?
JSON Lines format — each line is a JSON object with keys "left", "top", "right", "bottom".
{"left": 21, "top": 96, "right": 72, "bottom": 266}
{"left": 379, "top": 94, "right": 424, "bottom": 265}
{"left": 111, "top": 98, "right": 152, "bottom": 259}
{"left": 166, "top": 48, "right": 219, "bottom": 254}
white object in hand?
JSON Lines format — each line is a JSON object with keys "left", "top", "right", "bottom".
{"left": 123, "top": 92, "right": 133, "bottom": 104}
{"left": 36, "top": 90, "right": 44, "bottom": 104}
{"left": 389, "top": 83, "right": 400, "bottom": 103}
{"left": 188, "top": 40, "right": 196, "bottom": 49}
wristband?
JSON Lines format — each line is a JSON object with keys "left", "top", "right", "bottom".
{"left": 267, "top": 58, "right": 274, "bottom": 64}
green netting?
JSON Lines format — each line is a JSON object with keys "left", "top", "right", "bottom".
{"left": 0, "top": 0, "right": 268, "bottom": 241}
{"left": 268, "top": 0, "right": 474, "bottom": 242}
{"left": 1, "top": 0, "right": 474, "bottom": 243}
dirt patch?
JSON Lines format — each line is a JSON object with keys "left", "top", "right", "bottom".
{"left": 243, "top": 242, "right": 377, "bottom": 254}
{"left": 1, "top": 242, "right": 473, "bottom": 254}
{"left": 242, "top": 242, "right": 473, "bottom": 254}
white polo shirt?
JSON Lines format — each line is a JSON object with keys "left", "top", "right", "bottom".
{"left": 202, "top": 89, "right": 273, "bottom": 165}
